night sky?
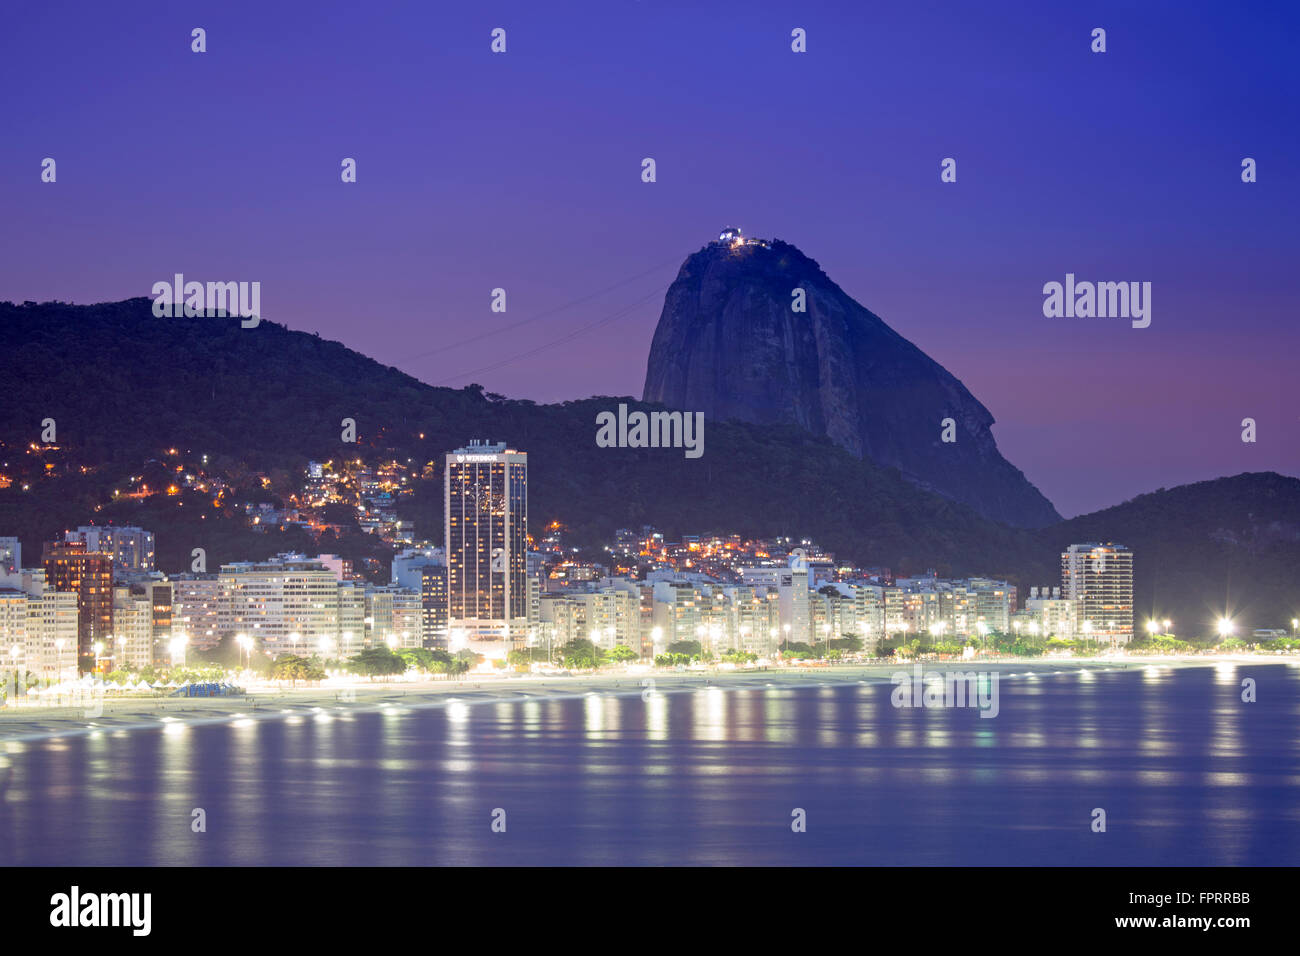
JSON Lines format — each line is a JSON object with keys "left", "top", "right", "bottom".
{"left": 2, "top": 1, "right": 1296, "bottom": 517}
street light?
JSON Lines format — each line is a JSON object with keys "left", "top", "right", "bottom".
{"left": 449, "top": 627, "right": 467, "bottom": 653}
{"left": 1217, "top": 617, "right": 1235, "bottom": 639}
{"left": 9, "top": 646, "right": 25, "bottom": 698}
{"left": 168, "top": 633, "right": 188, "bottom": 670}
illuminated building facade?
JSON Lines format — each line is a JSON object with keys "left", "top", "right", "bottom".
{"left": 445, "top": 441, "right": 528, "bottom": 656}
{"left": 1061, "top": 542, "right": 1134, "bottom": 643}
{"left": 42, "top": 540, "right": 113, "bottom": 665}
{"left": 65, "top": 525, "right": 155, "bottom": 573}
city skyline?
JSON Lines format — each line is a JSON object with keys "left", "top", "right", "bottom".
{"left": 1, "top": 433, "right": 1176, "bottom": 676}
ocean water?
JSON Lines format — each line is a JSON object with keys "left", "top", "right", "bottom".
{"left": 1, "top": 663, "right": 1297, "bottom": 866}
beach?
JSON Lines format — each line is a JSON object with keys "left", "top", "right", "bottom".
{"left": 5, "top": 656, "right": 1298, "bottom": 866}
{"left": 2, "top": 655, "right": 1286, "bottom": 745}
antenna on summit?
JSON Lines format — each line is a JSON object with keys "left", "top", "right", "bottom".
{"left": 715, "top": 226, "right": 769, "bottom": 249}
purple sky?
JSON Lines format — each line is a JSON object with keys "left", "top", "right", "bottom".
{"left": 2, "top": 1, "right": 1297, "bottom": 517}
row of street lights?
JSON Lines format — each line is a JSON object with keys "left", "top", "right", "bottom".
{"left": 228, "top": 629, "right": 407, "bottom": 668}
{"left": 86, "top": 632, "right": 189, "bottom": 673}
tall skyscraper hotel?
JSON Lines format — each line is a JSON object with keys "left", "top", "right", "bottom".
{"left": 444, "top": 441, "right": 528, "bottom": 657}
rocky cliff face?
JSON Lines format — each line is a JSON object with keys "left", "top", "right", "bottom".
{"left": 642, "top": 237, "right": 1061, "bottom": 528}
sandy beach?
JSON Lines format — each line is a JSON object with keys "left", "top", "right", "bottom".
{"left": 0, "top": 655, "right": 1290, "bottom": 745}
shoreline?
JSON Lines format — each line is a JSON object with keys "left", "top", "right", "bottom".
{"left": 0, "top": 655, "right": 1292, "bottom": 746}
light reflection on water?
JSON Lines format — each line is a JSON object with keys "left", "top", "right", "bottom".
{"left": 0, "top": 665, "right": 1297, "bottom": 865}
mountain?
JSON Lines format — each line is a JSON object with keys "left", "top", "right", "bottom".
{"left": 642, "top": 236, "right": 1061, "bottom": 528}
{"left": 1028, "top": 473, "right": 1300, "bottom": 635}
{"left": 2, "top": 300, "right": 1296, "bottom": 635}
{"left": 0, "top": 298, "right": 1032, "bottom": 579}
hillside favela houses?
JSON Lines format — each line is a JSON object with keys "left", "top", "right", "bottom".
{"left": 1, "top": 441, "right": 1142, "bottom": 679}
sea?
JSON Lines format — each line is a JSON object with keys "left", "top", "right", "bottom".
{"left": 1, "top": 663, "right": 1297, "bottom": 866}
